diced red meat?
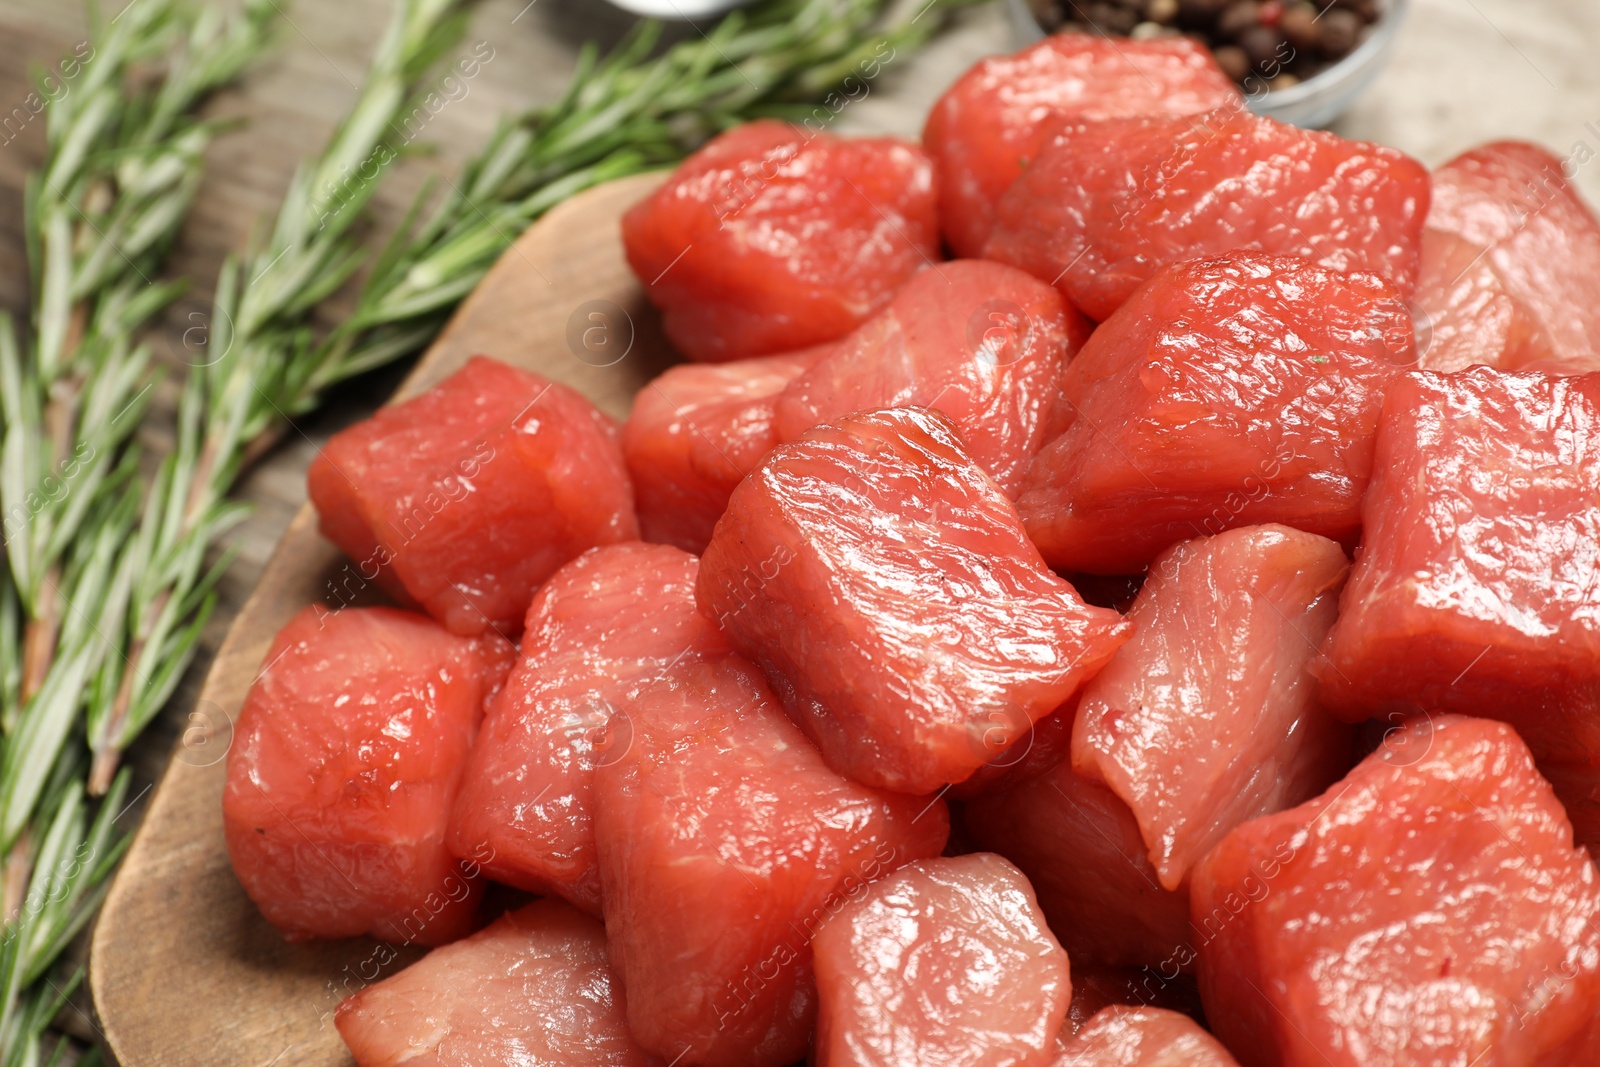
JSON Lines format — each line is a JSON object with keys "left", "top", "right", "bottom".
{"left": 308, "top": 356, "right": 637, "bottom": 635}
{"left": 1051, "top": 1006, "right": 1240, "bottom": 1066}
{"left": 622, "top": 121, "right": 940, "bottom": 362}
{"left": 223, "top": 606, "right": 513, "bottom": 945}
{"left": 623, "top": 347, "right": 825, "bottom": 553}
{"left": 1016, "top": 253, "right": 1416, "bottom": 573}
{"left": 773, "top": 260, "right": 1092, "bottom": 496}
{"left": 1192, "top": 715, "right": 1600, "bottom": 1067}
{"left": 593, "top": 653, "right": 948, "bottom": 1067}
{"left": 447, "top": 544, "right": 729, "bottom": 914}
{"left": 984, "top": 107, "right": 1429, "bottom": 321}
{"left": 923, "top": 35, "right": 1240, "bottom": 256}
{"left": 1313, "top": 369, "right": 1600, "bottom": 772}
{"left": 965, "top": 759, "right": 1192, "bottom": 969}
{"left": 1073, "top": 525, "right": 1353, "bottom": 890}
{"left": 812, "top": 853, "right": 1071, "bottom": 1067}
{"left": 334, "top": 900, "right": 661, "bottom": 1067}
{"left": 1415, "top": 141, "right": 1600, "bottom": 375}
{"left": 698, "top": 406, "right": 1131, "bottom": 794}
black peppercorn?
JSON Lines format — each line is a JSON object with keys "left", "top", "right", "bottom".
{"left": 1217, "top": 0, "right": 1264, "bottom": 40}
{"left": 1319, "top": 8, "right": 1362, "bottom": 57}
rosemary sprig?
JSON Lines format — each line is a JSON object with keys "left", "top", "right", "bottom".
{"left": 85, "top": 0, "right": 981, "bottom": 789}
{"left": 84, "top": 0, "right": 475, "bottom": 793}
{"left": 0, "top": 3, "right": 276, "bottom": 1060}
{"left": 0, "top": 769, "right": 131, "bottom": 1066}
{"left": 0, "top": 0, "right": 276, "bottom": 848}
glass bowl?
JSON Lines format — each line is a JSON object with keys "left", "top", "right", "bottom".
{"left": 1003, "top": 0, "right": 1412, "bottom": 129}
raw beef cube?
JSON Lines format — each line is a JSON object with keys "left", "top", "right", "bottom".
{"left": 1415, "top": 141, "right": 1600, "bottom": 375}
{"left": 925, "top": 35, "right": 1239, "bottom": 257}
{"left": 1017, "top": 253, "right": 1416, "bottom": 573}
{"left": 335, "top": 900, "right": 661, "bottom": 1067}
{"left": 774, "top": 259, "right": 1092, "bottom": 496}
{"left": 448, "top": 543, "right": 729, "bottom": 913}
{"left": 698, "top": 406, "right": 1131, "bottom": 794}
{"left": 985, "top": 107, "right": 1429, "bottom": 321}
{"left": 623, "top": 121, "right": 939, "bottom": 362}
{"left": 308, "top": 355, "right": 637, "bottom": 635}
{"left": 965, "top": 759, "right": 1193, "bottom": 969}
{"left": 223, "top": 606, "right": 513, "bottom": 945}
{"left": 623, "top": 347, "right": 825, "bottom": 553}
{"left": 1313, "top": 369, "right": 1600, "bottom": 768}
{"left": 812, "top": 853, "right": 1071, "bottom": 1067}
{"left": 594, "top": 653, "right": 949, "bottom": 1067}
{"left": 1051, "top": 1006, "right": 1239, "bottom": 1066}
{"left": 1193, "top": 715, "right": 1600, "bottom": 1067}
{"left": 1073, "top": 525, "right": 1353, "bottom": 889}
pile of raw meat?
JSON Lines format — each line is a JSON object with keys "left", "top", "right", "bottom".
{"left": 222, "top": 33, "right": 1600, "bottom": 1067}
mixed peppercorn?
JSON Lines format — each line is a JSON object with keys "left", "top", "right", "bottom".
{"left": 1024, "top": 0, "right": 1383, "bottom": 90}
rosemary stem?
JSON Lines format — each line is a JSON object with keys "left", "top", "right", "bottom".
{"left": 239, "top": 423, "right": 284, "bottom": 473}
{"left": 1, "top": 833, "right": 28, "bottom": 925}
{"left": 16, "top": 585, "right": 56, "bottom": 708}
{"left": 90, "top": 647, "right": 149, "bottom": 796}
{"left": 16, "top": 357, "right": 86, "bottom": 706}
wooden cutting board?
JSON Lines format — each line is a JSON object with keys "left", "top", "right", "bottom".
{"left": 89, "top": 171, "right": 671, "bottom": 1067}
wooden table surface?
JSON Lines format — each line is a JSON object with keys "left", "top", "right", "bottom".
{"left": 0, "top": 0, "right": 1595, "bottom": 1058}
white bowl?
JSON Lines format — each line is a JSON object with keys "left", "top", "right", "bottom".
{"left": 606, "top": 0, "right": 754, "bottom": 17}
{"left": 1003, "top": 0, "right": 1411, "bottom": 129}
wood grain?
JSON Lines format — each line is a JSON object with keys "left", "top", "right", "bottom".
{"left": 88, "top": 172, "right": 668, "bottom": 1067}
